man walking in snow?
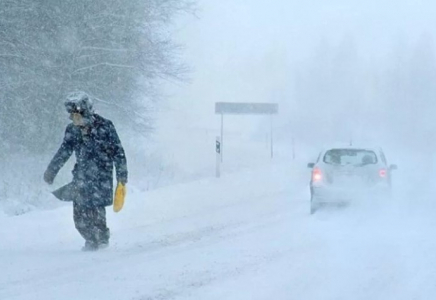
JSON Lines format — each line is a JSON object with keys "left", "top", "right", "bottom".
{"left": 43, "top": 91, "right": 128, "bottom": 251}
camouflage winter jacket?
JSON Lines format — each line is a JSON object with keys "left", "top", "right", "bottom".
{"left": 46, "top": 114, "right": 128, "bottom": 207}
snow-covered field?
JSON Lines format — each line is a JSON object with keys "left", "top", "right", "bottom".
{"left": 2, "top": 146, "right": 436, "bottom": 300}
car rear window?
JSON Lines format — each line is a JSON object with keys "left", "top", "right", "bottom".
{"left": 323, "top": 149, "right": 378, "bottom": 166}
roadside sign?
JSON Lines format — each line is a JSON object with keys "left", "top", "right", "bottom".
{"left": 216, "top": 140, "right": 221, "bottom": 154}
{"left": 216, "top": 136, "right": 221, "bottom": 178}
{"left": 215, "top": 102, "right": 279, "bottom": 165}
{"left": 215, "top": 102, "right": 278, "bottom": 115}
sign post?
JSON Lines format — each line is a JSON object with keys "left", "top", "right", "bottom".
{"left": 270, "top": 114, "right": 274, "bottom": 158}
{"left": 292, "top": 137, "right": 296, "bottom": 160}
{"left": 220, "top": 114, "right": 224, "bottom": 162}
{"left": 216, "top": 136, "right": 221, "bottom": 178}
{"left": 215, "top": 102, "right": 279, "bottom": 163}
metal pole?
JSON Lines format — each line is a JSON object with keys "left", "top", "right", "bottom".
{"left": 292, "top": 137, "right": 296, "bottom": 160}
{"left": 270, "top": 114, "right": 274, "bottom": 159}
{"left": 216, "top": 136, "right": 221, "bottom": 178}
{"left": 221, "top": 113, "right": 224, "bottom": 162}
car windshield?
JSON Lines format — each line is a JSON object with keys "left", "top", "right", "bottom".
{"left": 323, "top": 149, "right": 378, "bottom": 166}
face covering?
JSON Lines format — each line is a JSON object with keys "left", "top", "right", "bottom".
{"left": 71, "top": 113, "right": 86, "bottom": 127}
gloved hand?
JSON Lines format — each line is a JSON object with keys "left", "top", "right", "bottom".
{"left": 43, "top": 169, "right": 55, "bottom": 185}
{"left": 113, "top": 182, "right": 126, "bottom": 213}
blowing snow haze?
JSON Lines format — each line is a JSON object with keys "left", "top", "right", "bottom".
{"left": 2, "top": 1, "right": 436, "bottom": 299}
{"left": 163, "top": 0, "right": 436, "bottom": 151}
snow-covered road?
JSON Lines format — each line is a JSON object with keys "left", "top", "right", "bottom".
{"left": 2, "top": 161, "right": 436, "bottom": 300}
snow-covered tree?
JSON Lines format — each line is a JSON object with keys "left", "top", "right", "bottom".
{"left": 0, "top": 0, "right": 193, "bottom": 152}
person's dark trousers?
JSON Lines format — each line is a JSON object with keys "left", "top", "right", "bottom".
{"left": 73, "top": 202, "right": 110, "bottom": 246}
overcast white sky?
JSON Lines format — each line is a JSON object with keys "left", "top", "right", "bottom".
{"left": 158, "top": 0, "right": 436, "bottom": 144}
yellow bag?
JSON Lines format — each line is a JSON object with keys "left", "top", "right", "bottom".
{"left": 113, "top": 182, "right": 126, "bottom": 212}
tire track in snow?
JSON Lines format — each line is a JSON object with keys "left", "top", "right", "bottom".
{"left": 0, "top": 194, "right": 297, "bottom": 300}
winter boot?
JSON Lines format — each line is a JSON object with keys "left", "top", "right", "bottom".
{"left": 98, "top": 240, "right": 109, "bottom": 250}
{"left": 81, "top": 240, "right": 98, "bottom": 251}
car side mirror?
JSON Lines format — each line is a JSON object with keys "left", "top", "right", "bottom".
{"left": 390, "top": 164, "right": 398, "bottom": 171}
{"left": 307, "top": 163, "right": 315, "bottom": 169}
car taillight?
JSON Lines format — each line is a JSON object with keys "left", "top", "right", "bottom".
{"left": 379, "top": 169, "right": 387, "bottom": 178}
{"left": 312, "top": 168, "right": 323, "bottom": 182}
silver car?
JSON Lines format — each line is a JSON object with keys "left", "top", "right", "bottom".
{"left": 308, "top": 146, "right": 397, "bottom": 214}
